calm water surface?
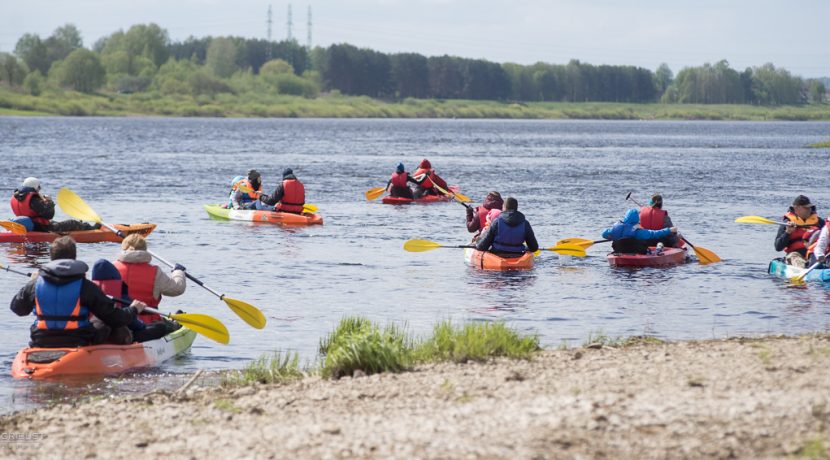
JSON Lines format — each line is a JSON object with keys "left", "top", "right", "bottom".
{"left": 1, "top": 117, "right": 829, "bottom": 413}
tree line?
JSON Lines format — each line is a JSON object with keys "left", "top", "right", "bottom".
{"left": 0, "top": 23, "right": 825, "bottom": 106}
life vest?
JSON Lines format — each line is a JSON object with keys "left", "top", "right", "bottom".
{"left": 34, "top": 278, "right": 91, "bottom": 330}
{"left": 276, "top": 179, "right": 305, "bottom": 214}
{"left": 491, "top": 219, "right": 527, "bottom": 253}
{"left": 639, "top": 206, "right": 667, "bottom": 231}
{"left": 92, "top": 279, "right": 130, "bottom": 303}
{"left": 413, "top": 168, "right": 434, "bottom": 189}
{"left": 114, "top": 261, "right": 161, "bottom": 324}
{"left": 390, "top": 172, "right": 408, "bottom": 189}
{"left": 476, "top": 206, "right": 489, "bottom": 229}
{"left": 806, "top": 219, "right": 830, "bottom": 259}
{"left": 10, "top": 192, "right": 50, "bottom": 227}
{"left": 783, "top": 212, "right": 820, "bottom": 254}
{"left": 236, "top": 179, "right": 261, "bottom": 203}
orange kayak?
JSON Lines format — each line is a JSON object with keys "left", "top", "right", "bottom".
{"left": 204, "top": 204, "right": 323, "bottom": 226}
{"left": 11, "top": 327, "right": 196, "bottom": 379}
{"left": 0, "top": 223, "right": 156, "bottom": 244}
{"left": 464, "top": 248, "right": 534, "bottom": 271}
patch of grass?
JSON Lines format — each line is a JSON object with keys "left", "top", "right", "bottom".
{"left": 213, "top": 399, "right": 241, "bottom": 413}
{"left": 319, "top": 316, "right": 413, "bottom": 379}
{"left": 798, "top": 438, "right": 828, "bottom": 459}
{"left": 808, "top": 140, "right": 830, "bottom": 148}
{"left": 758, "top": 347, "right": 773, "bottom": 366}
{"left": 583, "top": 332, "right": 664, "bottom": 348}
{"left": 413, "top": 321, "right": 540, "bottom": 363}
{"left": 222, "top": 351, "right": 304, "bottom": 387}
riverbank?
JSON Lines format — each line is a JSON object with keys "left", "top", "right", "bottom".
{"left": 3, "top": 333, "right": 829, "bottom": 459}
{"left": 2, "top": 86, "right": 830, "bottom": 120}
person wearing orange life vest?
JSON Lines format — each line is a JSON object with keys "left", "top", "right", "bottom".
{"left": 231, "top": 170, "right": 264, "bottom": 210}
{"left": 260, "top": 168, "right": 305, "bottom": 214}
{"left": 386, "top": 163, "right": 416, "bottom": 199}
{"left": 412, "top": 159, "right": 449, "bottom": 199}
{"left": 639, "top": 194, "right": 682, "bottom": 248}
{"left": 774, "top": 195, "right": 824, "bottom": 267}
{"left": 466, "top": 191, "right": 504, "bottom": 240}
{"left": 113, "top": 234, "right": 186, "bottom": 328}
{"left": 10, "top": 177, "right": 100, "bottom": 232}
{"left": 10, "top": 236, "right": 146, "bottom": 348}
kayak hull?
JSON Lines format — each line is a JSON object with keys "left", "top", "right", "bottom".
{"left": 11, "top": 327, "right": 196, "bottom": 380}
{"left": 0, "top": 223, "right": 156, "bottom": 244}
{"left": 381, "top": 186, "right": 460, "bottom": 205}
{"left": 204, "top": 204, "right": 323, "bottom": 226}
{"left": 768, "top": 258, "right": 830, "bottom": 283}
{"left": 607, "top": 247, "right": 688, "bottom": 267}
{"left": 464, "top": 248, "right": 534, "bottom": 271}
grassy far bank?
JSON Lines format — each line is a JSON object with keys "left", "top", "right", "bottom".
{"left": 2, "top": 86, "right": 830, "bottom": 120}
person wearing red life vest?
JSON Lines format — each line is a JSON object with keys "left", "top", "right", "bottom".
{"left": 638, "top": 194, "right": 682, "bottom": 248}
{"left": 386, "top": 163, "right": 416, "bottom": 199}
{"left": 260, "top": 168, "right": 306, "bottom": 214}
{"left": 412, "top": 159, "right": 449, "bottom": 199}
{"left": 10, "top": 177, "right": 100, "bottom": 232}
{"left": 114, "top": 234, "right": 186, "bottom": 328}
{"left": 466, "top": 191, "right": 504, "bottom": 241}
{"left": 774, "top": 195, "right": 824, "bottom": 267}
{"left": 10, "top": 236, "right": 146, "bottom": 348}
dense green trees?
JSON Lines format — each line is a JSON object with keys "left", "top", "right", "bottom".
{"left": 57, "top": 49, "right": 105, "bottom": 93}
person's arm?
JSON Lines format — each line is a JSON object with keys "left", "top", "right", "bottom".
{"left": 432, "top": 174, "right": 448, "bottom": 190}
{"left": 466, "top": 206, "right": 480, "bottom": 233}
{"left": 475, "top": 222, "right": 497, "bottom": 251}
{"left": 406, "top": 173, "right": 418, "bottom": 185}
{"left": 385, "top": 178, "right": 393, "bottom": 191}
{"left": 634, "top": 227, "right": 673, "bottom": 241}
{"left": 231, "top": 189, "right": 246, "bottom": 209}
{"left": 261, "top": 185, "right": 283, "bottom": 206}
{"left": 153, "top": 267, "right": 187, "bottom": 298}
{"left": 30, "top": 195, "right": 55, "bottom": 220}
{"left": 774, "top": 224, "right": 791, "bottom": 252}
{"left": 601, "top": 226, "right": 614, "bottom": 240}
{"left": 524, "top": 222, "right": 539, "bottom": 252}
{"left": 814, "top": 227, "right": 830, "bottom": 259}
{"left": 663, "top": 214, "right": 674, "bottom": 228}
{"left": 10, "top": 280, "right": 36, "bottom": 317}
{"left": 82, "top": 280, "right": 137, "bottom": 328}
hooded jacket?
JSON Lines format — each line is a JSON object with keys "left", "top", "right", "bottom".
{"left": 261, "top": 173, "right": 303, "bottom": 208}
{"left": 11, "top": 259, "right": 138, "bottom": 348}
{"left": 466, "top": 194, "right": 505, "bottom": 233}
{"left": 116, "top": 250, "right": 186, "bottom": 300}
{"left": 602, "top": 208, "right": 672, "bottom": 241}
{"left": 475, "top": 210, "right": 539, "bottom": 253}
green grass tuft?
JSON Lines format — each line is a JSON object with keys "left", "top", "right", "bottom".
{"left": 222, "top": 351, "right": 304, "bottom": 387}
{"left": 319, "top": 316, "right": 413, "bottom": 379}
{"left": 414, "top": 321, "right": 540, "bottom": 363}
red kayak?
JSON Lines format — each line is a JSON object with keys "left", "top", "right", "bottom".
{"left": 607, "top": 247, "right": 688, "bottom": 267}
{"left": 381, "top": 186, "right": 461, "bottom": 205}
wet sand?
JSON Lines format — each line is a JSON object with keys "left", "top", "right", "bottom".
{"left": 3, "top": 334, "right": 830, "bottom": 459}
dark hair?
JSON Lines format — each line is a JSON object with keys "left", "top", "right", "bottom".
{"left": 793, "top": 195, "right": 812, "bottom": 206}
{"left": 247, "top": 169, "right": 261, "bottom": 181}
{"left": 504, "top": 197, "right": 518, "bottom": 211}
{"left": 650, "top": 194, "right": 663, "bottom": 209}
{"left": 50, "top": 236, "right": 77, "bottom": 260}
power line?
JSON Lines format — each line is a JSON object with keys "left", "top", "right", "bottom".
{"left": 286, "top": 4, "right": 293, "bottom": 42}
{"left": 266, "top": 4, "right": 272, "bottom": 60}
{"left": 307, "top": 5, "right": 312, "bottom": 49}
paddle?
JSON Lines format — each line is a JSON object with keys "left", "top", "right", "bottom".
{"left": 627, "top": 193, "right": 721, "bottom": 265}
{"left": 540, "top": 243, "right": 587, "bottom": 257}
{"left": 404, "top": 239, "right": 585, "bottom": 257}
{"left": 556, "top": 237, "right": 611, "bottom": 249}
{"left": 0, "top": 262, "right": 230, "bottom": 344}
{"left": 431, "top": 182, "right": 472, "bottom": 204}
{"left": 735, "top": 215, "right": 815, "bottom": 228}
{"left": 0, "top": 221, "right": 28, "bottom": 235}
{"left": 56, "top": 188, "right": 266, "bottom": 330}
{"left": 365, "top": 186, "right": 386, "bottom": 201}
{"left": 237, "top": 183, "right": 318, "bottom": 214}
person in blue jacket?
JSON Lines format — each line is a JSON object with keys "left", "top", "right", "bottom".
{"left": 602, "top": 208, "right": 678, "bottom": 254}
{"left": 475, "top": 197, "right": 539, "bottom": 256}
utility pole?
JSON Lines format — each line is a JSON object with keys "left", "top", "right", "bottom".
{"left": 287, "top": 4, "right": 293, "bottom": 42}
{"left": 266, "top": 4, "right": 273, "bottom": 61}
{"left": 307, "top": 6, "right": 312, "bottom": 49}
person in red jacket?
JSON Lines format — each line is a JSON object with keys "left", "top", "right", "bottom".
{"left": 412, "top": 159, "right": 449, "bottom": 199}
{"left": 386, "top": 163, "right": 416, "bottom": 199}
{"left": 10, "top": 177, "right": 100, "bottom": 232}
{"left": 774, "top": 195, "right": 824, "bottom": 267}
{"left": 638, "top": 194, "right": 681, "bottom": 248}
{"left": 466, "top": 191, "right": 503, "bottom": 241}
{"left": 260, "top": 168, "right": 306, "bottom": 214}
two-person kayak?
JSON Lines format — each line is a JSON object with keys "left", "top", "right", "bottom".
{"left": 0, "top": 223, "right": 156, "bottom": 244}
{"left": 204, "top": 204, "right": 323, "bottom": 226}
{"left": 381, "top": 186, "right": 461, "bottom": 205}
{"left": 768, "top": 258, "right": 830, "bottom": 283}
{"left": 11, "top": 327, "right": 197, "bottom": 379}
{"left": 464, "top": 248, "right": 534, "bottom": 271}
{"left": 607, "top": 247, "right": 688, "bottom": 267}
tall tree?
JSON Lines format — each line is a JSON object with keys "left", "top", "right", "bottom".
{"left": 14, "top": 33, "right": 49, "bottom": 75}
{"left": 206, "top": 37, "right": 238, "bottom": 78}
{"left": 58, "top": 48, "right": 105, "bottom": 93}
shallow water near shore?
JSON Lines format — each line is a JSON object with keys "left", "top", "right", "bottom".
{"left": 1, "top": 117, "right": 830, "bottom": 413}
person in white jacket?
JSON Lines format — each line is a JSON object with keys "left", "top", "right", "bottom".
{"left": 810, "top": 223, "right": 830, "bottom": 267}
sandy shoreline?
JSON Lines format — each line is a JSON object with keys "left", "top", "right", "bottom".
{"left": 3, "top": 334, "right": 830, "bottom": 459}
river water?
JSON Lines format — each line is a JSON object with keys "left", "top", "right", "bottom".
{"left": 1, "top": 117, "right": 829, "bottom": 413}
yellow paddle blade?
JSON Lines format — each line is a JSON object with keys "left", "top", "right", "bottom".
{"left": 57, "top": 188, "right": 102, "bottom": 223}
{"left": 0, "top": 221, "right": 27, "bottom": 234}
{"left": 546, "top": 244, "right": 587, "bottom": 257}
{"left": 452, "top": 191, "right": 472, "bottom": 203}
{"left": 532, "top": 249, "right": 541, "bottom": 257}
{"left": 365, "top": 187, "right": 385, "bottom": 201}
{"left": 223, "top": 296, "right": 267, "bottom": 329}
{"left": 556, "top": 237, "right": 595, "bottom": 248}
{"left": 237, "top": 183, "right": 254, "bottom": 194}
{"left": 303, "top": 203, "right": 318, "bottom": 214}
{"left": 735, "top": 216, "right": 778, "bottom": 225}
{"left": 403, "top": 239, "right": 443, "bottom": 252}
{"left": 691, "top": 245, "right": 721, "bottom": 265}
{"left": 169, "top": 312, "right": 230, "bottom": 344}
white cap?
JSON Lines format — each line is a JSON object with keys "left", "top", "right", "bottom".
{"left": 22, "top": 177, "right": 41, "bottom": 190}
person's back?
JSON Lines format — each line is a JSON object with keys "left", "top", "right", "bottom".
{"left": 412, "top": 158, "right": 448, "bottom": 198}
{"left": 387, "top": 163, "right": 414, "bottom": 199}
{"left": 475, "top": 197, "right": 539, "bottom": 256}
{"left": 261, "top": 168, "right": 306, "bottom": 214}
{"left": 602, "top": 208, "right": 676, "bottom": 254}
{"left": 638, "top": 194, "right": 680, "bottom": 248}
{"left": 10, "top": 177, "right": 54, "bottom": 232}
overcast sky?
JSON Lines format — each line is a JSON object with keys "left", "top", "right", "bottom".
{"left": 2, "top": 0, "right": 828, "bottom": 77}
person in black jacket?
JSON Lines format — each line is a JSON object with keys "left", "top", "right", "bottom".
{"left": 10, "top": 236, "right": 147, "bottom": 348}
{"left": 774, "top": 195, "right": 824, "bottom": 267}
{"left": 10, "top": 177, "right": 99, "bottom": 232}
{"left": 475, "top": 197, "right": 539, "bottom": 257}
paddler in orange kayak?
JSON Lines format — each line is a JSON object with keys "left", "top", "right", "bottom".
{"left": 412, "top": 159, "right": 449, "bottom": 199}
{"left": 10, "top": 236, "right": 148, "bottom": 348}
{"left": 259, "top": 168, "right": 306, "bottom": 214}
{"left": 10, "top": 177, "right": 100, "bottom": 232}
{"left": 466, "top": 191, "right": 504, "bottom": 241}
{"left": 475, "top": 197, "right": 539, "bottom": 256}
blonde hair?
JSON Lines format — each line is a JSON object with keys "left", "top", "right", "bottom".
{"left": 121, "top": 234, "right": 147, "bottom": 251}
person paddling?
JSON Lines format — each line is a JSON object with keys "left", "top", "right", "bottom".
{"left": 412, "top": 159, "right": 449, "bottom": 199}
{"left": 10, "top": 236, "right": 147, "bottom": 348}
{"left": 386, "top": 163, "right": 416, "bottom": 199}
{"left": 774, "top": 195, "right": 823, "bottom": 268}
{"left": 10, "top": 177, "right": 100, "bottom": 232}
{"left": 259, "top": 168, "right": 306, "bottom": 214}
{"left": 639, "top": 194, "right": 682, "bottom": 248}
{"left": 475, "top": 197, "right": 539, "bottom": 256}
{"left": 602, "top": 208, "right": 678, "bottom": 254}
{"left": 231, "top": 170, "right": 264, "bottom": 210}
{"left": 466, "top": 191, "right": 503, "bottom": 241}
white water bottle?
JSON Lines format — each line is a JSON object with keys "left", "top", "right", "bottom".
{"left": 656, "top": 242, "right": 664, "bottom": 254}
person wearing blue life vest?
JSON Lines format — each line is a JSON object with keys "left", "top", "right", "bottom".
{"left": 475, "top": 197, "right": 539, "bottom": 256}
{"left": 602, "top": 208, "right": 678, "bottom": 254}
{"left": 10, "top": 236, "right": 148, "bottom": 348}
